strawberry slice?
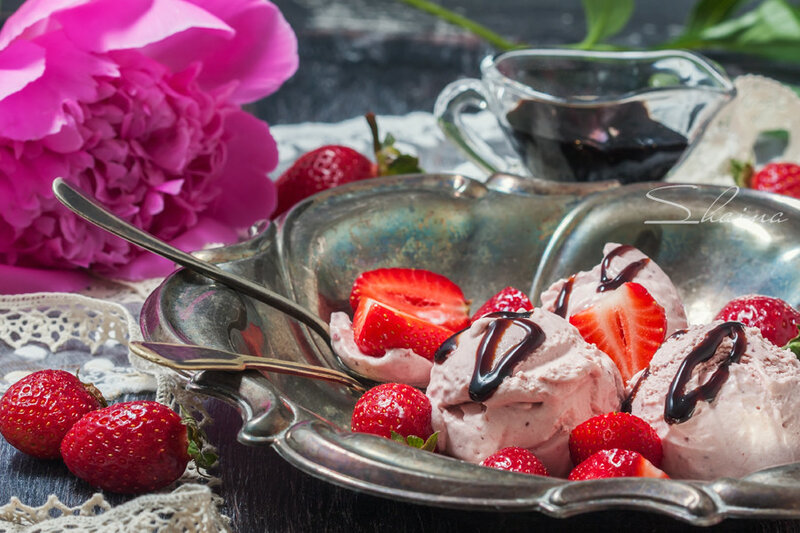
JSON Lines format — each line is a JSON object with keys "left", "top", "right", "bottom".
{"left": 569, "top": 282, "right": 666, "bottom": 383}
{"left": 470, "top": 286, "right": 534, "bottom": 323}
{"left": 353, "top": 297, "right": 455, "bottom": 360}
{"left": 350, "top": 268, "right": 469, "bottom": 331}
{"left": 568, "top": 449, "right": 669, "bottom": 481}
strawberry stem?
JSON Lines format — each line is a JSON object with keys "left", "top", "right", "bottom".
{"left": 365, "top": 112, "right": 382, "bottom": 156}
{"left": 75, "top": 370, "right": 107, "bottom": 408}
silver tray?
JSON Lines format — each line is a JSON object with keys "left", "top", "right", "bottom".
{"left": 141, "top": 173, "right": 800, "bottom": 525}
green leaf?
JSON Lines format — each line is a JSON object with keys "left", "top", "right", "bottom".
{"left": 388, "top": 431, "right": 439, "bottom": 452}
{"left": 577, "top": 0, "right": 634, "bottom": 49}
{"left": 784, "top": 326, "right": 800, "bottom": 359}
{"left": 684, "top": 0, "right": 748, "bottom": 36}
{"left": 691, "top": 0, "right": 800, "bottom": 63}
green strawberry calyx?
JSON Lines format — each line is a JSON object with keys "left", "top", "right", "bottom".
{"left": 730, "top": 159, "right": 755, "bottom": 188}
{"left": 181, "top": 407, "right": 218, "bottom": 474}
{"left": 390, "top": 430, "right": 439, "bottom": 452}
{"left": 784, "top": 325, "right": 800, "bottom": 359}
{"left": 366, "top": 112, "right": 424, "bottom": 176}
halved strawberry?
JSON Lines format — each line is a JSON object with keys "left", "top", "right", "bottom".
{"left": 568, "top": 449, "right": 669, "bottom": 481}
{"left": 569, "top": 412, "right": 663, "bottom": 467}
{"left": 353, "top": 298, "right": 455, "bottom": 360}
{"left": 470, "top": 287, "right": 534, "bottom": 323}
{"left": 569, "top": 282, "right": 666, "bottom": 383}
{"left": 350, "top": 268, "right": 469, "bottom": 331}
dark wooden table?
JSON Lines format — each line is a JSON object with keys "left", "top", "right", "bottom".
{"left": 3, "top": 0, "right": 800, "bottom": 531}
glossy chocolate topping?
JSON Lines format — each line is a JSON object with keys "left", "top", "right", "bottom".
{"left": 468, "top": 311, "right": 546, "bottom": 402}
{"left": 553, "top": 275, "right": 576, "bottom": 318}
{"left": 434, "top": 330, "right": 462, "bottom": 364}
{"left": 665, "top": 321, "right": 747, "bottom": 424}
{"left": 597, "top": 244, "right": 650, "bottom": 293}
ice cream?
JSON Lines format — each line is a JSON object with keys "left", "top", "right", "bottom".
{"left": 427, "top": 307, "right": 625, "bottom": 477}
{"left": 540, "top": 243, "right": 688, "bottom": 336}
{"left": 627, "top": 321, "right": 800, "bottom": 480}
{"left": 330, "top": 312, "right": 433, "bottom": 387}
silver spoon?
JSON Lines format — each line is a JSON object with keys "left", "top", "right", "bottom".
{"left": 52, "top": 178, "right": 331, "bottom": 345}
{"left": 130, "top": 341, "right": 366, "bottom": 393}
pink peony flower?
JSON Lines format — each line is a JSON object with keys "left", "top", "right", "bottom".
{"left": 0, "top": 0, "right": 298, "bottom": 293}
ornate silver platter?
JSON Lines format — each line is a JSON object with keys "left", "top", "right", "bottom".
{"left": 141, "top": 173, "right": 800, "bottom": 525}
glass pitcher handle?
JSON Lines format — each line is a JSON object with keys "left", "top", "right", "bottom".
{"left": 434, "top": 78, "right": 509, "bottom": 175}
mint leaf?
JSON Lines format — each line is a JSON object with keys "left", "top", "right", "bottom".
{"left": 577, "top": 0, "right": 634, "bottom": 49}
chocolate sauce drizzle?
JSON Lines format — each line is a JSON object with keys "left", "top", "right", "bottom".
{"left": 468, "top": 311, "right": 546, "bottom": 402}
{"left": 434, "top": 330, "right": 463, "bottom": 364}
{"left": 597, "top": 244, "right": 650, "bottom": 293}
{"left": 664, "top": 321, "right": 747, "bottom": 424}
{"left": 553, "top": 275, "right": 576, "bottom": 318}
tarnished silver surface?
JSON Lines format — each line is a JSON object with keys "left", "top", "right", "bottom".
{"left": 141, "top": 173, "right": 800, "bottom": 525}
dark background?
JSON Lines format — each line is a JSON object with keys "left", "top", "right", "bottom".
{"left": 2, "top": 0, "right": 800, "bottom": 531}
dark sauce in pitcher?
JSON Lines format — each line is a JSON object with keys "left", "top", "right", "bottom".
{"left": 505, "top": 99, "right": 688, "bottom": 183}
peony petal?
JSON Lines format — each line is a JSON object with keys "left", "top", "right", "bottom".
{"left": 142, "top": 0, "right": 297, "bottom": 103}
{"left": 0, "top": 264, "right": 93, "bottom": 294}
{"left": 0, "top": 33, "right": 117, "bottom": 141}
{"left": 55, "top": 0, "right": 233, "bottom": 53}
{"left": 0, "top": 0, "right": 91, "bottom": 48}
{"left": 208, "top": 109, "right": 277, "bottom": 225}
{"left": 0, "top": 40, "right": 46, "bottom": 100}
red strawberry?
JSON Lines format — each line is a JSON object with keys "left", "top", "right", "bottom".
{"left": 273, "top": 145, "right": 375, "bottom": 218}
{"left": 350, "top": 268, "right": 470, "bottom": 331}
{"left": 715, "top": 295, "right": 800, "bottom": 347}
{"left": 569, "top": 282, "right": 667, "bottom": 382}
{"left": 470, "top": 287, "right": 534, "bottom": 323}
{"left": 351, "top": 383, "right": 436, "bottom": 450}
{"left": 568, "top": 449, "right": 669, "bottom": 481}
{"left": 60, "top": 401, "right": 215, "bottom": 494}
{"left": 272, "top": 114, "right": 423, "bottom": 218}
{"left": 0, "top": 370, "right": 105, "bottom": 459}
{"left": 480, "top": 446, "right": 549, "bottom": 476}
{"left": 734, "top": 160, "right": 800, "bottom": 199}
{"left": 353, "top": 297, "right": 454, "bottom": 360}
{"left": 569, "top": 412, "right": 662, "bottom": 467}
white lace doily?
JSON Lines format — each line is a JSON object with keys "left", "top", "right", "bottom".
{"left": 1, "top": 77, "right": 796, "bottom": 529}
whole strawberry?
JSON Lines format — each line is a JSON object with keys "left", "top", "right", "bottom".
{"left": 351, "top": 383, "right": 437, "bottom": 450}
{"left": 471, "top": 287, "right": 534, "bottom": 323}
{"left": 272, "top": 114, "right": 422, "bottom": 218}
{"left": 273, "top": 145, "right": 375, "bottom": 217}
{"left": 569, "top": 412, "right": 662, "bottom": 467}
{"left": 568, "top": 448, "right": 669, "bottom": 481}
{"left": 734, "top": 160, "right": 800, "bottom": 199}
{"left": 60, "top": 401, "right": 212, "bottom": 494}
{"left": 0, "top": 370, "right": 105, "bottom": 459}
{"left": 480, "top": 446, "right": 549, "bottom": 476}
{"left": 715, "top": 295, "right": 800, "bottom": 347}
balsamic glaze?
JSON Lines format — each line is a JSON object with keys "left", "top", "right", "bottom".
{"left": 469, "top": 312, "right": 546, "bottom": 402}
{"left": 553, "top": 275, "right": 576, "bottom": 318}
{"left": 621, "top": 367, "right": 650, "bottom": 413}
{"left": 665, "top": 321, "right": 747, "bottom": 424}
{"left": 597, "top": 244, "right": 650, "bottom": 293}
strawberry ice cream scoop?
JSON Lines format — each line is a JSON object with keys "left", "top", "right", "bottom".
{"left": 627, "top": 321, "right": 800, "bottom": 480}
{"left": 330, "top": 312, "right": 433, "bottom": 387}
{"left": 427, "top": 308, "right": 624, "bottom": 477}
{"left": 540, "top": 243, "right": 688, "bottom": 336}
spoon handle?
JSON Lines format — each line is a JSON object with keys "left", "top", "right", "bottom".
{"left": 52, "top": 178, "right": 331, "bottom": 345}
{"left": 131, "top": 341, "right": 365, "bottom": 393}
